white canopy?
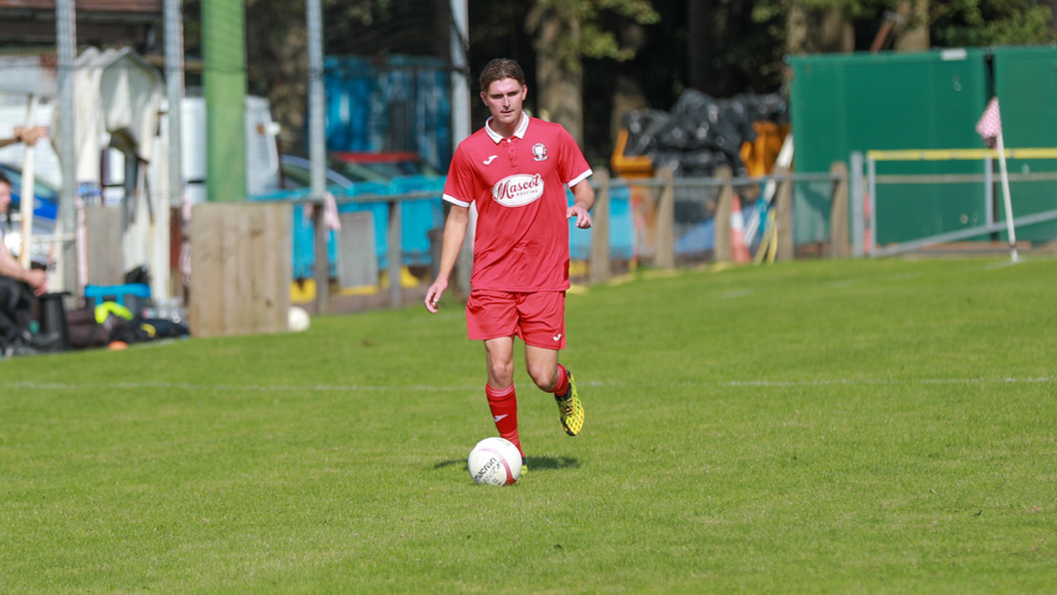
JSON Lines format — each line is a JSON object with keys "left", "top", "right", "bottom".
{"left": 51, "top": 47, "right": 164, "bottom": 184}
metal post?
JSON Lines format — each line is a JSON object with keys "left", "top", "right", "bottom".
{"left": 850, "top": 151, "right": 864, "bottom": 257}
{"left": 306, "top": 0, "right": 329, "bottom": 313}
{"left": 450, "top": 0, "right": 470, "bottom": 146}
{"left": 163, "top": 0, "right": 184, "bottom": 302}
{"left": 56, "top": 0, "right": 78, "bottom": 295}
{"left": 867, "top": 156, "right": 877, "bottom": 256}
{"left": 450, "top": 0, "right": 473, "bottom": 297}
{"left": 202, "top": 0, "right": 246, "bottom": 203}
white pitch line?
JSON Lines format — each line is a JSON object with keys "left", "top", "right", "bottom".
{"left": 0, "top": 381, "right": 458, "bottom": 393}
{"left": 717, "top": 376, "right": 1057, "bottom": 387}
{"left": 2, "top": 376, "right": 1055, "bottom": 394}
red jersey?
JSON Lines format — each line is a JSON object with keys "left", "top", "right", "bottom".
{"left": 443, "top": 114, "right": 592, "bottom": 292}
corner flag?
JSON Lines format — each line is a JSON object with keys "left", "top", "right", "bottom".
{"left": 976, "top": 96, "right": 1018, "bottom": 263}
{"left": 975, "top": 97, "right": 1002, "bottom": 143}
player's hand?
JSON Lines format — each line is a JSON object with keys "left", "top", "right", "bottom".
{"left": 14, "top": 126, "right": 48, "bottom": 146}
{"left": 425, "top": 277, "right": 448, "bottom": 313}
{"left": 567, "top": 203, "right": 592, "bottom": 229}
{"left": 25, "top": 269, "right": 48, "bottom": 296}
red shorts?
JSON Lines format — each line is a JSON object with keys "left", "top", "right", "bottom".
{"left": 466, "top": 290, "right": 567, "bottom": 349}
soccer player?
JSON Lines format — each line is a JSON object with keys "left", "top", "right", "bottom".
{"left": 424, "top": 58, "right": 594, "bottom": 467}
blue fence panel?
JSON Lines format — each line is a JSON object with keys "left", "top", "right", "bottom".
{"left": 338, "top": 182, "right": 391, "bottom": 267}
{"left": 290, "top": 203, "right": 316, "bottom": 279}
{"left": 567, "top": 185, "right": 634, "bottom": 261}
{"left": 389, "top": 175, "right": 445, "bottom": 266}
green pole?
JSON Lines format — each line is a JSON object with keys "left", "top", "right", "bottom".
{"left": 202, "top": 0, "right": 246, "bottom": 202}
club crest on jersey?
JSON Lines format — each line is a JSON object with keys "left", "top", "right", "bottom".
{"left": 492, "top": 173, "right": 544, "bottom": 207}
{"left": 532, "top": 143, "right": 548, "bottom": 161}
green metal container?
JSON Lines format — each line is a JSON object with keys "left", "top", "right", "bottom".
{"left": 790, "top": 49, "right": 990, "bottom": 246}
{"left": 992, "top": 46, "right": 1057, "bottom": 242}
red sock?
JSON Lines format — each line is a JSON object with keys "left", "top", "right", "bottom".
{"left": 486, "top": 384, "right": 522, "bottom": 456}
{"left": 551, "top": 364, "right": 570, "bottom": 397}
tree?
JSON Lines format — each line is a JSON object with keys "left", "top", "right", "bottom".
{"left": 527, "top": 1, "right": 659, "bottom": 145}
{"left": 750, "top": 0, "right": 1055, "bottom": 60}
{"left": 929, "top": 0, "right": 1055, "bottom": 46}
{"left": 185, "top": 0, "right": 1054, "bottom": 162}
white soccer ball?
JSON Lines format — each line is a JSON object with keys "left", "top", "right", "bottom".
{"left": 288, "top": 306, "right": 310, "bottom": 332}
{"left": 467, "top": 437, "right": 523, "bottom": 486}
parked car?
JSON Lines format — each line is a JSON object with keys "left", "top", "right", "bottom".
{"left": 328, "top": 151, "right": 441, "bottom": 180}
{"left": 278, "top": 154, "right": 383, "bottom": 191}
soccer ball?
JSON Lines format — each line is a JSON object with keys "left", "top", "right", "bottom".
{"left": 467, "top": 437, "right": 523, "bottom": 486}
{"left": 288, "top": 306, "right": 310, "bottom": 332}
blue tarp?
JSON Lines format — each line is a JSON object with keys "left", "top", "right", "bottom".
{"left": 323, "top": 55, "right": 452, "bottom": 173}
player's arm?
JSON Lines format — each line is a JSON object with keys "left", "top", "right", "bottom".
{"left": 424, "top": 204, "right": 469, "bottom": 313}
{"left": 0, "top": 243, "right": 47, "bottom": 295}
{"left": 566, "top": 178, "right": 595, "bottom": 229}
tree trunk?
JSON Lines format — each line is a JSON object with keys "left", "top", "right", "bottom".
{"left": 611, "top": 22, "right": 647, "bottom": 149}
{"left": 894, "top": 0, "right": 930, "bottom": 51}
{"left": 535, "top": 7, "right": 584, "bottom": 145}
{"left": 786, "top": 3, "right": 810, "bottom": 55}
{"left": 786, "top": 2, "right": 854, "bottom": 55}
{"left": 611, "top": 74, "right": 646, "bottom": 148}
{"left": 688, "top": 0, "right": 710, "bottom": 92}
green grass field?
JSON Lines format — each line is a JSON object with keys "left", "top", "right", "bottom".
{"left": 2, "top": 257, "right": 1055, "bottom": 593}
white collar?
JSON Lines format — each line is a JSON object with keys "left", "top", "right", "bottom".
{"left": 485, "top": 113, "right": 529, "bottom": 144}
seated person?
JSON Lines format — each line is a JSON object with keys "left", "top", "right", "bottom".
{"left": 0, "top": 169, "right": 51, "bottom": 356}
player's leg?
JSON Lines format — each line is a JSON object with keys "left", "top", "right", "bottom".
{"left": 468, "top": 290, "right": 524, "bottom": 457}
{"left": 518, "top": 292, "right": 584, "bottom": 436}
{"left": 525, "top": 344, "right": 583, "bottom": 436}
{"left": 484, "top": 335, "right": 516, "bottom": 388}
{"left": 524, "top": 343, "right": 559, "bottom": 391}
{"left": 483, "top": 336, "right": 524, "bottom": 461}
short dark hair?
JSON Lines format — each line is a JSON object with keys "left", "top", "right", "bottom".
{"left": 0, "top": 170, "right": 10, "bottom": 188}
{"left": 479, "top": 58, "right": 526, "bottom": 93}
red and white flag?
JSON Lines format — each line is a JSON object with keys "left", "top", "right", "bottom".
{"left": 976, "top": 97, "right": 1002, "bottom": 142}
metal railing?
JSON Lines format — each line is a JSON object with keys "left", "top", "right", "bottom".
{"left": 852, "top": 149, "right": 1057, "bottom": 257}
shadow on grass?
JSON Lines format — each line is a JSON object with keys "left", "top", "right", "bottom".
{"left": 434, "top": 456, "right": 580, "bottom": 472}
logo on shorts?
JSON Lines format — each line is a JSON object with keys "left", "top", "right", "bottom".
{"left": 532, "top": 143, "right": 548, "bottom": 161}
{"left": 492, "top": 174, "right": 544, "bottom": 207}
{"left": 553, "top": 333, "right": 562, "bottom": 341}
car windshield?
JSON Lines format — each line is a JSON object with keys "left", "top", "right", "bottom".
{"left": 359, "top": 161, "right": 432, "bottom": 179}
{"left": 330, "top": 153, "right": 442, "bottom": 180}
{"left": 281, "top": 157, "right": 387, "bottom": 188}
{"left": 329, "top": 160, "right": 388, "bottom": 183}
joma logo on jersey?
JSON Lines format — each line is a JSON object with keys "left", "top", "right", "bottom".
{"left": 492, "top": 173, "right": 544, "bottom": 207}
